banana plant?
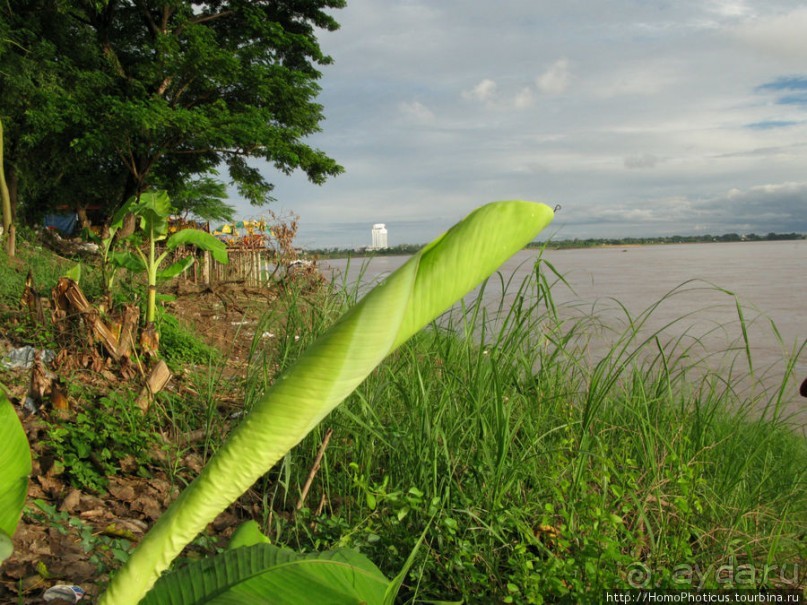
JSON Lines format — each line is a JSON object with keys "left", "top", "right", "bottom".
{"left": 112, "top": 190, "right": 228, "bottom": 325}
{"left": 84, "top": 200, "right": 141, "bottom": 304}
{"left": 0, "top": 386, "right": 31, "bottom": 566}
{"left": 99, "top": 200, "right": 554, "bottom": 604}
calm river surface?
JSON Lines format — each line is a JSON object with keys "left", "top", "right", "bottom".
{"left": 322, "top": 240, "right": 807, "bottom": 426}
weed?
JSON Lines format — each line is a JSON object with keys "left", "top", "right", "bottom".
{"left": 25, "top": 499, "right": 135, "bottom": 576}
{"left": 42, "top": 390, "right": 160, "bottom": 493}
{"left": 157, "top": 312, "right": 218, "bottom": 368}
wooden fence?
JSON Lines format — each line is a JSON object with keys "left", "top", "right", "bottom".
{"left": 163, "top": 247, "right": 273, "bottom": 288}
{"left": 210, "top": 249, "right": 271, "bottom": 287}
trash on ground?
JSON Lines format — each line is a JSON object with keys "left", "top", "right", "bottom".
{"left": 1, "top": 346, "right": 55, "bottom": 369}
{"left": 43, "top": 584, "right": 86, "bottom": 603}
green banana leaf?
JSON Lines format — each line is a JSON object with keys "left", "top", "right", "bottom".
{"left": 110, "top": 250, "right": 147, "bottom": 272}
{"left": 141, "top": 544, "right": 389, "bottom": 605}
{"left": 100, "top": 200, "right": 554, "bottom": 605}
{"left": 166, "top": 229, "right": 229, "bottom": 265}
{"left": 133, "top": 191, "right": 173, "bottom": 239}
{"left": 111, "top": 195, "right": 136, "bottom": 232}
{"left": 0, "top": 388, "right": 31, "bottom": 564}
{"left": 157, "top": 255, "right": 196, "bottom": 281}
{"left": 63, "top": 263, "right": 82, "bottom": 283}
{"left": 0, "top": 532, "right": 11, "bottom": 565}
{"left": 227, "top": 520, "right": 271, "bottom": 550}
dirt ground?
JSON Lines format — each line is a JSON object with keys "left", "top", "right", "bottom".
{"left": 0, "top": 281, "right": 286, "bottom": 604}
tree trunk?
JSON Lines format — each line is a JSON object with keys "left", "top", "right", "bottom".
{"left": 0, "top": 118, "right": 15, "bottom": 257}
{"left": 77, "top": 204, "right": 91, "bottom": 230}
{"left": 8, "top": 165, "right": 18, "bottom": 224}
{"left": 7, "top": 224, "right": 15, "bottom": 257}
{"left": 118, "top": 212, "right": 137, "bottom": 238}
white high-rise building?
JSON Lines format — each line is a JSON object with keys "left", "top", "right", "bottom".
{"left": 371, "top": 223, "right": 388, "bottom": 249}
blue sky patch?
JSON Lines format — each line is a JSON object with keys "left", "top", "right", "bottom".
{"left": 757, "top": 76, "right": 807, "bottom": 92}
{"left": 775, "top": 93, "right": 807, "bottom": 106}
{"left": 745, "top": 120, "right": 800, "bottom": 130}
{"left": 755, "top": 76, "right": 807, "bottom": 108}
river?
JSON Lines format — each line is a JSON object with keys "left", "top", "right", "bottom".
{"left": 321, "top": 240, "right": 807, "bottom": 426}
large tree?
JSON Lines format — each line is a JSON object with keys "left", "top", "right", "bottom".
{"left": 0, "top": 0, "right": 344, "bottom": 225}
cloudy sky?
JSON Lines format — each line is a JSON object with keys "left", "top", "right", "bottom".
{"left": 232, "top": 0, "right": 807, "bottom": 248}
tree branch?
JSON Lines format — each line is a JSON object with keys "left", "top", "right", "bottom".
{"left": 188, "top": 10, "right": 234, "bottom": 26}
{"left": 134, "top": 0, "right": 160, "bottom": 38}
{"left": 156, "top": 76, "right": 173, "bottom": 96}
{"left": 175, "top": 9, "right": 233, "bottom": 37}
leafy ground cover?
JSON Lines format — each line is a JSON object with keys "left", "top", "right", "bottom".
{"left": 0, "top": 233, "right": 805, "bottom": 603}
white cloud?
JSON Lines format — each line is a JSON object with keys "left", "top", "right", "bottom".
{"left": 732, "top": 8, "right": 807, "bottom": 63}
{"left": 514, "top": 87, "right": 535, "bottom": 109}
{"left": 462, "top": 78, "right": 498, "bottom": 104}
{"left": 592, "top": 60, "right": 681, "bottom": 98}
{"left": 537, "top": 59, "right": 571, "bottom": 95}
{"left": 707, "top": 0, "right": 754, "bottom": 19}
{"left": 399, "top": 100, "right": 436, "bottom": 123}
{"left": 228, "top": 1, "right": 807, "bottom": 245}
{"left": 624, "top": 153, "right": 659, "bottom": 169}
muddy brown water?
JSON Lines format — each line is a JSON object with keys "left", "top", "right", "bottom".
{"left": 323, "top": 240, "right": 807, "bottom": 428}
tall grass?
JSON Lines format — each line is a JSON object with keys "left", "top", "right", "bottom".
{"left": 242, "top": 257, "right": 806, "bottom": 603}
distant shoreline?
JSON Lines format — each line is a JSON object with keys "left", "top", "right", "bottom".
{"left": 305, "top": 232, "right": 806, "bottom": 259}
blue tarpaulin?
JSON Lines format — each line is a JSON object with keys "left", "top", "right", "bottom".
{"left": 44, "top": 213, "right": 79, "bottom": 236}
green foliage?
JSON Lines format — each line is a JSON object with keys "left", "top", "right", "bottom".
{"left": 111, "top": 190, "right": 227, "bottom": 324}
{"left": 42, "top": 391, "right": 160, "bottom": 493}
{"left": 158, "top": 313, "right": 218, "bottom": 368}
{"left": 0, "top": 0, "right": 345, "bottom": 222}
{"left": 142, "top": 543, "right": 391, "bottom": 605}
{"left": 163, "top": 174, "right": 235, "bottom": 223}
{"left": 228, "top": 520, "right": 271, "bottom": 550}
{"left": 27, "top": 499, "right": 135, "bottom": 575}
{"left": 0, "top": 235, "right": 75, "bottom": 310}
{"left": 242, "top": 258, "right": 807, "bottom": 603}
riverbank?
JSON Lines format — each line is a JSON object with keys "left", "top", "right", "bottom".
{"left": 265, "top": 263, "right": 807, "bottom": 602}
{"left": 1, "top": 238, "right": 805, "bottom": 603}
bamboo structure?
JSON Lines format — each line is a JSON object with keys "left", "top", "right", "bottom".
{"left": 208, "top": 249, "right": 269, "bottom": 287}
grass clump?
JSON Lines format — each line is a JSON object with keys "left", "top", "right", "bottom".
{"left": 240, "top": 258, "right": 806, "bottom": 603}
{"left": 157, "top": 312, "right": 219, "bottom": 369}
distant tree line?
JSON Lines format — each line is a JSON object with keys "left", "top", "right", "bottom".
{"left": 306, "top": 243, "right": 424, "bottom": 259}
{"left": 308, "top": 232, "right": 805, "bottom": 259}
{"left": 530, "top": 232, "right": 806, "bottom": 250}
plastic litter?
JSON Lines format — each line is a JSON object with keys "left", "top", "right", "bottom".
{"left": 43, "top": 584, "right": 86, "bottom": 603}
{"left": 1, "top": 346, "right": 55, "bottom": 369}
{"left": 23, "top": 395, "right": 38, "bottom": 415}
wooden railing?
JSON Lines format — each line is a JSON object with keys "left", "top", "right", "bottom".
{"left": 161, "top": 246, "right": 282, "bottom": 288}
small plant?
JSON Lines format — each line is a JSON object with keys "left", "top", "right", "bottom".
{"left": 43, "top": 390, "right": 161, "bottom": 493}
{"left": 157, "top": 312, "right": 218, "bottom": 368}
{"left": 111, "top": 190, "right": 228, "bottom": 351}
{"left": 26, "top": 499, "right": 135, "bottom": 575}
